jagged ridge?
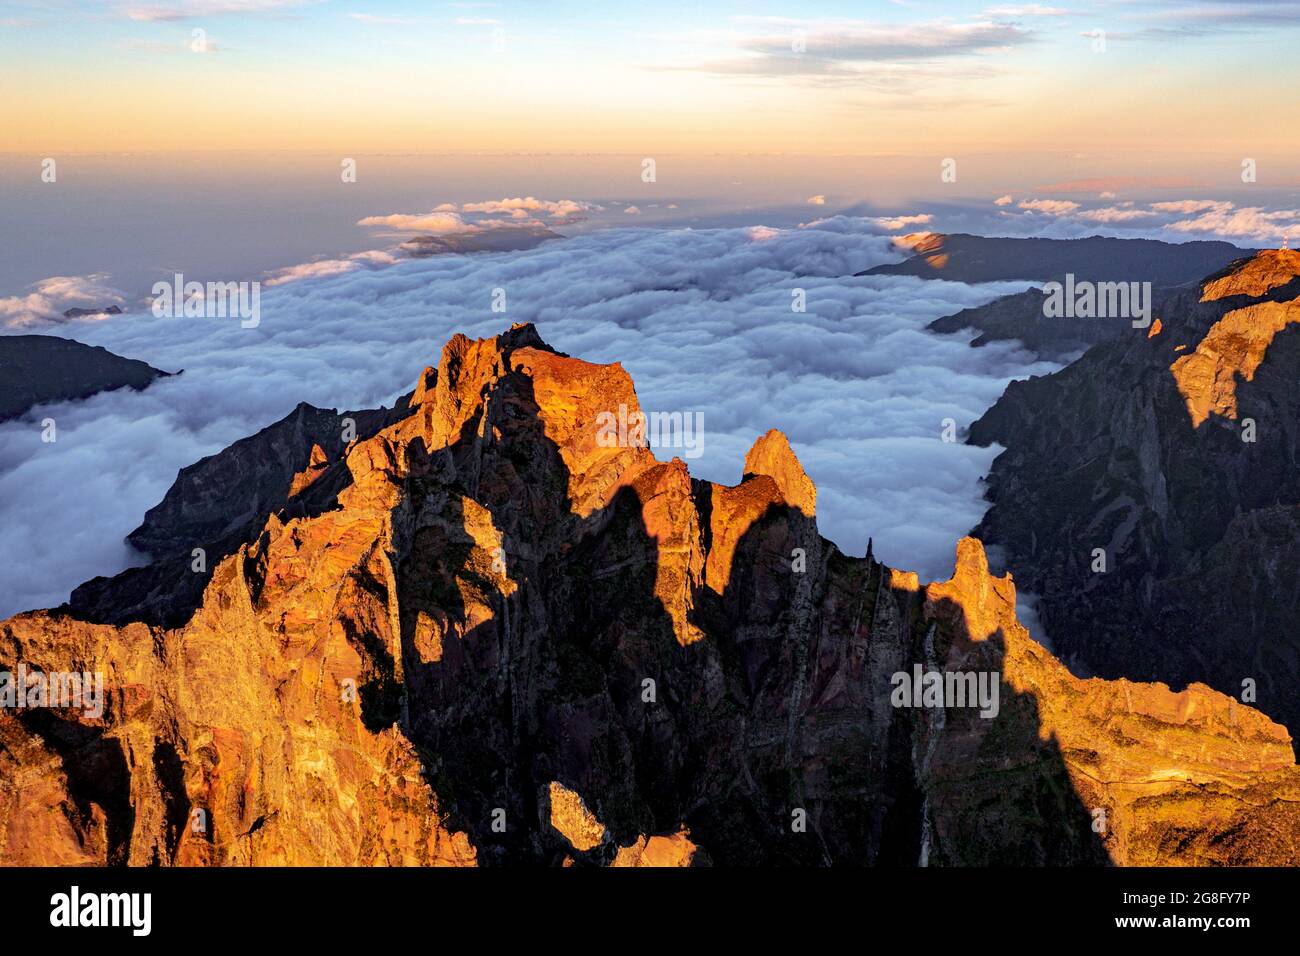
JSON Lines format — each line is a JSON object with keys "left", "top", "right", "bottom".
{"left": 2, "top": 323, "right": 1298, "bottom": 866}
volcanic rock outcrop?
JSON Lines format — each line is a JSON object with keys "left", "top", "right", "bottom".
{"left": 970, "top": 249, "right": 1300, "bottom": 754}
{"left": 3, "top": 323, "right": 1298, "bottom": 866}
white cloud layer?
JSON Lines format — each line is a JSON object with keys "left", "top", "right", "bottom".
{"left": 1018, "top": 198, "right": 1080, "bottom": 215}
{"left": 358, "top": 196, "right": 603, "bottom": 235}
{"left": 264, "top": 250, "right": 400, "bottom": 286}
{"left": 870, "top": 213, "right": 934, "bottom": 231}
{"left": 1161, "top": 201, "right": 1300, "bottom": 240}
{"left": 0, "top": 218, "right": 1054, "bottom": 616}
{"left": 0, "top": 274, "right": 128, "bottom": 329}
{"left": 459, "top": 197, "right": 599, "bottom": 219}
{"left": 993, "top": 197, "right": 1299, "bottom": 243}
{"left": 357, "top": 210, "right": 477, "bottom": 234}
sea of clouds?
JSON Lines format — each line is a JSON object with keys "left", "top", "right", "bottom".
{"left": 0, "top": 216, "right": 1058, "bottom": 617}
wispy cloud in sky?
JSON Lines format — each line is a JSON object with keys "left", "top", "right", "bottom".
{"left": 4, "top": 2, "right": 1300, "bottom": 160}
{"left": 357, "top": 197, "right": 602, "bottom": 234}
{"left": 121, "top": 0, "right": 312, "bottom": 22}
{"left": 694, "top": 16, "right": 1035, "bottom": 80}
{"left": 993, "top": 195, "right": 1300, "bottom": 242}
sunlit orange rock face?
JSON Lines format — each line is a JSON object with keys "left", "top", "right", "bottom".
{"left": 919, "top": 539, "right": 1300, "bottom": 866}
{"left": 970, "top": 249, "right": 1300, "bottom": 778}
{"left": 1171, "top": 249, "right": 1300, "bottom": 427}
{"left": 893, "top": 232, "right": 943, "bottom": 253}
{"left": 547, "top": 781, "right": 607, "bottom": 852}
{"left": 545, "top": 781, "right": 698, "bottom": 865}
{"left": 1200, "top": 248, "right": 1300, "bottom": 302}
{"left": 287, "top": 443, "right": 329, "bottom": 498}
{"left": 1172, "top": 299, "right": 1300, "bottom": 426}
{"left": 2, "top": 323, "right": 1298, "bottom": 867}
{"left": 743, "top": 429, "right": 816, "bottom": 517}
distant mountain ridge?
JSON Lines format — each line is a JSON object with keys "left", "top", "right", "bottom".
{"left": 857, "top": 233, "right": 1256, "bottom": 360}
{"left": 400, "top": 226, "right": 561, "bottom": 257}
{"left": 861, "top": 232, "right": 1255, "bottom": 284}
{"left": 0, "top": 335, "right": 172, "bottom": 422}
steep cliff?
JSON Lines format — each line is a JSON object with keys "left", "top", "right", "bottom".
{"left": 970, "top": 249, "right": 1300, "bottom": 754}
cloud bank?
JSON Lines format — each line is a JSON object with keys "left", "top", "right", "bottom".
{"left": 0, "top": 218, "right": 1054, "bottom": 617}
{"left": 359, "top": 197, "right": 603, "bottom": 236}
{"left": 994, "top": 197, "right": 1299, "bottom": 243}
{"left": 0, "top": 274, "right": 129, "bottom": 329}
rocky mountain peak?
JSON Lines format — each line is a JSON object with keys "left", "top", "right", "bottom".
{"left": 742, "top": 429, "right": 816, "bottom": 516}
{"left": 1200, "top": 248, "right": 1300, "bottom": 302}
{"left": 287, "top": 443, "right": 330, "bottom": 497}
{"left": 409, "top": 365, "right": 437, "bottom": 406}
{"left": 924, "top": 536, "right": 1014, "bottom": 644}
{"left": 893, "top": 231, "right": 945, "bottom": 253}
{"left": 404, "top": 324, "right": 550, "bottom": 452}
